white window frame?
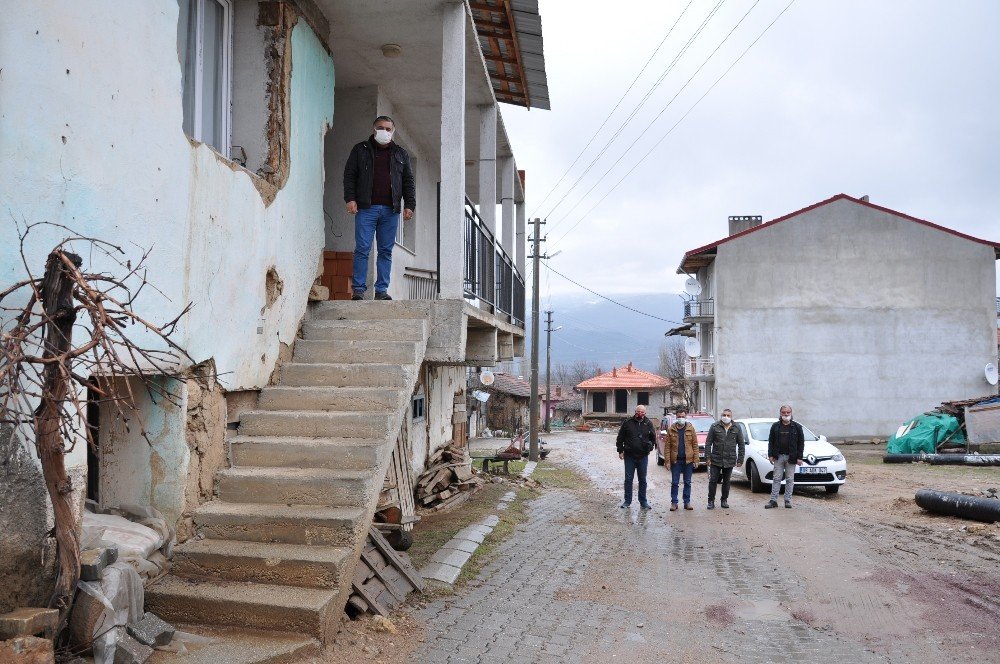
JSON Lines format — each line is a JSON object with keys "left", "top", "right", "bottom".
{"left": 188, "top": 0, "right": 233, "bottom": 156}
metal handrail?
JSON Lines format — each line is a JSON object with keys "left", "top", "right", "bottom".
{"left": 683, "top": 299, "right": 715, "bottom": 318}
{"left": 464, "top": 197, "right": 525, "bottom": 326}
{"left": 683, "top": 357, "right": 715, "bottom": 377}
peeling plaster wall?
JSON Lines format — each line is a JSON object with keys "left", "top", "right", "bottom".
{"left": 0, "top": 1, "right": 335, "bottom": 594}
{"left": 416, "top": 364, "right": 463, "bottom": 475}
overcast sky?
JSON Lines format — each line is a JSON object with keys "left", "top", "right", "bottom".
{"left": 501, "top": 0, "right": 1000, "bottom": 302}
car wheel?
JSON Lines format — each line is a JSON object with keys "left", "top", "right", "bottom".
{"left": 749, "top": 461, "right": 765, "bottom": 493}
{"left": 825, "top": 484, "right": 840, "bottom": 494}
{"left": 656, "top": 454, "right": 665, "bottom": 467}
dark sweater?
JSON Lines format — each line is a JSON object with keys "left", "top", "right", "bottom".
{"left": 371, "top": 141, "right": 393, "bottom": 206}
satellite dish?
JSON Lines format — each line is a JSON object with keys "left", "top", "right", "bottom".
{"left": 472, "top": 390, "right": 491, "bottom": 402}
{"left": 684, "top": 337, "right": 701, "bottom": 358}
{"left": 683, "top": 277, "right": 702, "bottom": 297}
{"left": 480, "top": 369, "right": 495, "bottom": 386}
{"left": 986, "top": 363, "right": 999, "bottom": 386}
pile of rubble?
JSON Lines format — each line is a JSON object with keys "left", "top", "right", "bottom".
{"left": 415, "top": 444, "right": 486, "bottom": 511}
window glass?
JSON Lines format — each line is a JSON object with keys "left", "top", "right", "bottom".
{"left": 179, "top": 0, "right": 230, "bottom": 154}
{"left": 637, "top": 392, "right": 650, "bottom": 406}
{"left": 202, "top": 0, "right": 227, "bottom": 151}
{"left": 180, "top": 0, "right": 197, "bottom": 136}
{"left": 748, "top": 422, "right": 819, "bottom": 441}
{"left": 592, "top": 392, "right": 606, "bottom": 413}
{"left": 692, "top": 416, "right": 713, "bottom": 433}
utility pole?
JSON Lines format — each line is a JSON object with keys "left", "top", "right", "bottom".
{"left": 544, "top": 310, "right": 553, "bottom": 433}
{"left": 527, "top": 218, "right": 545, "bottom": 462}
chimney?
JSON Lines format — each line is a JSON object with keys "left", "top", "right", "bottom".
{"left": 627, "top": 361, "right": 633, "bottom": 372}
{"left": 612, "top": 367, "right": 617, "bottom": 378}
{"left": 728, "top": 215, "right": 762, "bottom": 236}
{"left": 556, "top": 386, "right": 562, "bottom": 397}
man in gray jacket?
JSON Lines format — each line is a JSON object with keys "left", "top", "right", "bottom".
{"left": 705, "top": 408, "right": 745, "bottom": 510}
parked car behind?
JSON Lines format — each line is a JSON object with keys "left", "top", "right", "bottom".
{"left": 657, "top": 412, "right": 714, "bottom": 467}
{"left": 732, "top": 418, "right": 847, "bottom": 493}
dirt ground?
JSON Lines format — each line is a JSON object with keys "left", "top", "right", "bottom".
{"left": 319, "top": 432, "right": 1000, "bottom": 663}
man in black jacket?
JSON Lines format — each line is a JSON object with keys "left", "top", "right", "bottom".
{"left": 705, "top": 408, "right": 745, "bottom": 510}
{"left": 766, "top": 405, "right": 805, "bottom": 509}
{"left": 343, "top": 116, "right": 416, "bottom": 300}
{"left": 616, "top": 404, "right": 657, "bottom": 510}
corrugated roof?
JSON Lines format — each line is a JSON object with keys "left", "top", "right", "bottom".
{"left": 471, "top": 0, "right": 550, "bottom": 110}
{"left": 489, "top": 372, "right": 535, "bottom": 398}
{"left": 677, "top": 194, "right": 1000, "bottom": 274}
{"left": 576, "top": 363, "right": 671, "bottom": 390}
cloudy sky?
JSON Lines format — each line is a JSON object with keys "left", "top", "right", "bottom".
{"left": 501, "top": 0, "right": 1000, "bottom": 302}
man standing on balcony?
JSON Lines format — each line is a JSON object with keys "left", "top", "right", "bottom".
{"left": 344, "top": 116, "right": 415, "bottom": 300}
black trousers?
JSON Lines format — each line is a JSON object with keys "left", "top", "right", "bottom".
{"left": 708, "top": 464, "right": 733, "bottom": 502}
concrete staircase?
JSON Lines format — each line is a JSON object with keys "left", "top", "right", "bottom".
{"left": 146, "top": 304, "right": 428, "bottom": 644}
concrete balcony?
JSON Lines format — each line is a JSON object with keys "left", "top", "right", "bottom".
{"left": 683, "top": 299, "right": 714, "bottom": 323}
{"left": 684, "top": 357, "right": 715, "bottom": 380}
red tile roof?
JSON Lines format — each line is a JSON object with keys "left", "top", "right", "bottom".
{"left": 677, "top": 194, "right": 1000, "bottom": 274}
{"left": 489, "top": 372, "right": 537, "bottom": 398}
{"left": 575, "top": 363, "right": 671, "bottom": 390}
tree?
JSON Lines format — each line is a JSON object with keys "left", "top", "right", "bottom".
{"left": 659, "top": 339, "right": 695, "bottom": 408}
{"left": 552, "top": 359, "right": 601, "bottom": 387}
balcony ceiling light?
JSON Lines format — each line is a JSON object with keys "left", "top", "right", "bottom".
{"left": 381, "top": 43, "right": 403, "bottom": 58}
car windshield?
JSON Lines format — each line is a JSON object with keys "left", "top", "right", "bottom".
{"left": 692, "top": 417, "right": 713, "bottom": 433}
{"left": 748, "top": 422, "right": 819, "bottom": 441}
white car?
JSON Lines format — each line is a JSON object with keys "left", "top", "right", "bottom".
{"left": 732, "top": 418, "right": 847, "bottom": 494}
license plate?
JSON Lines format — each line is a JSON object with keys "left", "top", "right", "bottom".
{"left": 799, "top": 466, "right": 827, "bottom": 474}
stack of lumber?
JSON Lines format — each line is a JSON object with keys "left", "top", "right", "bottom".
{"left": 346, "top": 527, "right": 424, "bottom": 618}
{"left": 415, "top": 445, "right": 486, "bottom": 510}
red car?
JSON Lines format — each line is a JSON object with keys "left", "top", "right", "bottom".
{"left": 656, "top": 412, "right": 714, "bottom": 467}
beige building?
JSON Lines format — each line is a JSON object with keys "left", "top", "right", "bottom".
{"left": 576, "top": 363, "right": 676, "bottom": 420}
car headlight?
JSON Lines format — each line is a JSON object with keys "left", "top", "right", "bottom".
{"left": 832, "top": 454, "right": 844, "bottom": 462}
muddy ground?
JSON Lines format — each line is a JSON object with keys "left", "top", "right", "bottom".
{"left": 322, "top": 432, "right": 1000, "bottom": 663}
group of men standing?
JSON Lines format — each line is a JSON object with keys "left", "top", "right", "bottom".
{"left": 615, "top": 404, "right": 806, "bottom": 510}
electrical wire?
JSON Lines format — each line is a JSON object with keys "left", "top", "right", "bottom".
{"left": 548, "top": 0, "right": 764, "bottom": 231}
{"left": 542, "top": 0, "right": 728, "bottom": 226}
{"left": 549, "top": 0, "right": 798, "bottom": 250}
{"left": 529, "top": 0, "right": 697, "bottom": 218}
{"left": 543, "top": 262, "right": 682, "bottom": 325}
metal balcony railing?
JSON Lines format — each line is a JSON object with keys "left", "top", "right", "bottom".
{"left": 683, "top": 299, "right": 715, "bottom": 319}
{"left": 464, "top": 197, "right": 525, "bottom": 326}
{"left": 404, "top": 270, "right": 439, "bottom": 301}
{"left": 683, "top": 357, "right": 715, "bottom": 378}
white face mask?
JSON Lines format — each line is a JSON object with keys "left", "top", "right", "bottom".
{"left": 374, "top": 128, "right": 393, "bottom": 145}
{"left": 780, "top": 414, "right": 791, "bottom": 423}
{"left": 675, "top": 418, "right": 686, "bottom": 426}
{"left": 721, "top": 416, "right": 732, "bottom": 424}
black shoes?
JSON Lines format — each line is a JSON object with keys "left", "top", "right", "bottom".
{"left": 765, "top": 500, "right": 778, "bottom": 509}
{"left": 707, "top": 501, "right": 715, "bottom": 510}
{"left": 374, "top": 292, "right": 392, "bottom": 300}
{"left": 351, "top": 291, "right": 364, "bottom": 301}
{"left": 640, "top": 503, "right": 652, "bottom": 510}
{"left": 620, "top": 502, "right": 630, "bottom": 509}
{"left": 785, "top": 503, "right": 792, "bottom": 509}
{"left": 720, "top": 501, "right": 729, "bottom": 509}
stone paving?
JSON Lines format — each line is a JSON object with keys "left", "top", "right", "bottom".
{"left": 412, "top": 483, "right": 885, "bottom": 663}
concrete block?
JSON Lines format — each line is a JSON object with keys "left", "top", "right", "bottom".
{"left": 479, "top": 515, "right": 500, "bottom": 528}
{"left": 113, "top": 629, "right": 154, "bottom": 664}
{"left": 80, "top": 547, "right": 118, "bottom": 581}
{"left": 420, "top": 562, "right": 462, "bottom": 585}
{"left": 126, "top": 612, "right": 175, "bottom": 648}
{"left": 0, "top": 608, "right": 59, "bottom": 639}
{"left": 441, "top": 539, "right": 479, "bottom": 555}
{"left": 0, "top": 636, "right": 54, "bottom": 663}
{"left": 453, "top": 527, "right": 486, "bottom": 544}
{"left": 430, "top": 548, "right": 471, "bottom": 569}
{"left": 308, "top": 284, "right": 330, "bottom": 301}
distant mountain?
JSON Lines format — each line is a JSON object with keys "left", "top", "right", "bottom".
{"left": 517, "top": 291, "right": 685, "bottom": 376}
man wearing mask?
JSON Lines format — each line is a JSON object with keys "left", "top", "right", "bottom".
{"left": 766, "top": 405, "right": 805, "bottom": 509}
{"left": 704, "top": 408, "right": 745, "bottom": 510}
{"left": 343, "top": 116, "right": 416, "bottom": 300}
{"left": 666, "top": 408, "right": 700, "bottom": 511}
{"left": 616, "top": 404, "right": 657, "bottom": 510}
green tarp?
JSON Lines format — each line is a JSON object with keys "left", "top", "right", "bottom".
{"left": 887, "top": 412, "right": 966, "bottom": 454}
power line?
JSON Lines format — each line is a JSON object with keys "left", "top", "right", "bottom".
{"left": 548, "top": 0, "right": 764, "bottom": 231}
{"left": 549, "top": 0, "right": 797, "bottom": 250}
{"left": 529, "top": 0, "right": 697, "bottom": 218}
{"left": 543, "top": 263, "right": 682, "bottom": 325}
{"left": 542, "top": 0, "right": 728, "bottom": 225}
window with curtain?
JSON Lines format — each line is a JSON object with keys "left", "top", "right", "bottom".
{"left": 180, "top": 0, "right": 232, "bottom": 155}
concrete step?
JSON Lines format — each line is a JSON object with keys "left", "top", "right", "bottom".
{"left": 239, "top": 410, "right": 393, "bottom": 438}
{"left": 279, "top": 363, "right": 411, "bottom": 388}
{"left": 293, "top": 339, "right": 420, "bottom": 365}
{"left": 230, "top": 436, "right": 385, "bottom": 471}
{"left": 171, "top": 539, "right": 352, "bottom": 589}
{"left": 147, "top": 625, "right": 319, "bottom": 664}
{"left": 194, "top": 502, "right": 367, "bottom": 547}
{"left": 258, "top": 386, "right": 401, "bottom": 412}
{"left": 310, "top": 300, "right": 433, "bottom": 321}
{"left": 216, "top": 467, "right": 375, "bottom": 507}
{"left": 302, "top": 318, "right": 426, "bottom": 342}
{"left": 144, "top": 577, "right": 336, "bottom": 638}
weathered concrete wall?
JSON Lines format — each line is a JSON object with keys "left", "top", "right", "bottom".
{"left": 415, "top": 365, "right": 464, "bottom": 475}
{"left": 715, "top": 198, "right": 998, "bottom": 438}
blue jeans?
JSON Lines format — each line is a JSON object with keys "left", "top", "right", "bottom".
{"left": 670, "top": 461, "right": 694, "bottom": 505}
{"left": 623, "top": 455, "right": 649, "bottom": 506}
{"left": 353, "top": 205, "right": 399, "bottom": 294}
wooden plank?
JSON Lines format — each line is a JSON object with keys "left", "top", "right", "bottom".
{"left": 347, "top": 595, "right": 368, "bottom": 615}
{"left": 351, "top": 581, "right": 388, "bottom": 616}
{"left": 361, "top": 550, "right": 406, "bottom": 602}
{"left": 369, "top": 527, "right": 425, "bottom": 592}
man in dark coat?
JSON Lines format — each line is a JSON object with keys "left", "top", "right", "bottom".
{"left": 704, "top": 408, "right": 745, "bottom": 510}
{"left": 766, "top": 404, "right": 805, "bottom": 509}
{"left": 343, "top": 115, "right": 416, "bottom": 300}
{"left": 616, "top": 404, "right": 657, "bottom": 510}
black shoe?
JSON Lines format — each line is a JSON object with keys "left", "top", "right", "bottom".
{"left": 720, "top": 501, "right": 729, "bottom": 509}
{"left": 765, "top": 501, "right": 778, "bottom": 509}
{"left": 640, "top": 503, "right": 652, "bottom": 510}
{"left": 374, "top": 292, "right": 392, "bottom": 300}
{"left": 619, "top": 502, "right": 631, "bottom": 509}
{"left": 707, "top": 501, "right": 715, "bottom": 510}
{"left": 351, "top": 291, "right": 365, "bottom": 301}
{"left": 785, "top": 503, "right": 793, "bottom": 509}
